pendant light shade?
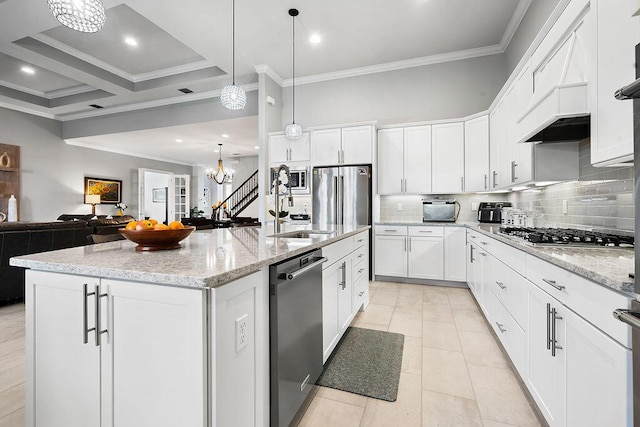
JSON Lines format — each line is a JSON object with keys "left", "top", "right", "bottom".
{"left": 47, "top": 0, "right": 106, "bottom": 33}
{"left": 221, "top": 0, "right": 246, "bottom": 110}
{"left": 206, "top": 144, "right": 231, "bottom": 184}
{"left": 285, "top": 8, "right": 301, "bottom": 140}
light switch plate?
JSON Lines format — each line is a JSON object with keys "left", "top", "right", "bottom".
{"left": 562, "top": 200, "right": 568, "bottom": 214}
{"left": 397, "top": 203, "right": 402, "bottom": 211}
{"left": 471, "top": 202, "right": 478, "bottom": 211}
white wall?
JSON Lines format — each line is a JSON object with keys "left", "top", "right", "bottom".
{"left": 282, "top": 54, "right": 508, "bottom": 128}
{"left": 0, "top": 107, "right": 192, "bottom": 222}
{"left": 143, "top": 171, "right": 169, "bottom": 222}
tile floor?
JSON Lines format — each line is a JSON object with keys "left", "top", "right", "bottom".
{"left": 0, "top": 281, "right": 542, "bottom": 427}
{"left": 298, "top": 281, "right": 543, "bottom": 427}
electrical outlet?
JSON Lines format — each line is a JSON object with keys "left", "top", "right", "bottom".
{"left": 235, "top": 314, "right": 249, "bottom": 352}
{"left": 471, "top": 202, "right": 478, "bottom": 211}
{"left": 562, "top": 200, "right": 568, "bottom": 215}
{"left": 397, "top": 203, "right": 403, "bottom": 211}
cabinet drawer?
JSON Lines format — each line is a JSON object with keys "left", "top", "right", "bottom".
{"left": 491, "top": 259, "right": 527, "bottom": 330}
{"left": 408, "top": 226, "right": 444, "bottom": 237}
{"left": 353, "top": 258, "right": 368, "bottom": 285}
{"left": 353, "top": 230, "right": 369, "bottom": 249}
{"left": 490, "top": 294, "right": 526, "bottom": 377}
{"left": 525, "top": 254, "right": 632, "bottom": 347}
{"left": 353, "top": 244, "right": 368, "bottom": 265}
{"left": 354, "top": 274, "right": 368, "bottom": 307}
{"left": 375, "top": 225, "right": 407, "bottom": 235}
{"left": 322, "top": 237, "right": 354, "bottom": 269}
{"left": 477, "top": 234, "right": 525, "bottom": 276}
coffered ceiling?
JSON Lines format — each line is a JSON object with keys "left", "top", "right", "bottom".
{"left": 0, "top": 0, "right": 531, "bottom": 165}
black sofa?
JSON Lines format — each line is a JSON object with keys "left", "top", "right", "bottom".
{"left": 0, "top": 215, "right": 135, "bottom": 305}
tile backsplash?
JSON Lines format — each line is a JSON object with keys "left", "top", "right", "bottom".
{"left": 379, "top": 140, "right": 634, "bottom": 233}
{"left": 508, "top": 140, "right": 634, "bottom": 233}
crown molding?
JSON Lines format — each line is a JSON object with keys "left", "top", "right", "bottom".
{"left": 500, "top": 0, "right": 533, "bottom": 49}
{"left": 254, "top": 65, "right": 284, "bottom": 86}
{"left": 0, "top": 100, "right": 56, "bottom": 119}
{"left": 58, "top": 82, "right": 259, "bottom": 121}
{"left": 31, "top": 34, "right": 221, "bottom": 85}
{"left": 282, "top": 44, "right": 504, "bottom": 87}
{"left": 45, "top": 84, "right": 97, "bottom": 99}
{"left": 0, "top": 79, "right": 47, "bottom": 98}
{"left": 65, "top": 139, "right": 196, "bottom": 166}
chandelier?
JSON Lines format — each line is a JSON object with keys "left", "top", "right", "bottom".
{"left": 284, "top": 8, "right": 302, "bottom": 140}
{"left": 220, "top": 0, "right": 246, "bottom": 110}
{"left": 47, "top": 0, "right": 106, "bottom": 33}
{"left": 206, "top": 144, "right": 232, "bottom": 184}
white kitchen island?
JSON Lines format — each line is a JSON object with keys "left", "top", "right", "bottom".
{"left": 11, "top": 224, "right": 370, "bottom": 427}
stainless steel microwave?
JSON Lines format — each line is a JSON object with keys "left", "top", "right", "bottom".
{"left": 423, "top": 199, "right": 457, "bottom": 222}
{"left": 270, "top": 166, "right": 310, "bottom": 194}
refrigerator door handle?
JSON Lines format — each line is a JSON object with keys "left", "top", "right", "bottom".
{"left": 333, "top": 176, "right": 339, "bottom": 224}
{"left": 340, "top": 176, "right": 345, "bottom": 225}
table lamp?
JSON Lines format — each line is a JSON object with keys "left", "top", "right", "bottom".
{"left": 85, "top": 194, "right": 101, "bottom": 215}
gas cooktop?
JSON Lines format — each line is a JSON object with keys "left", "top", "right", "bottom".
{"left": 499, "top": 227, "right": 634, "bottom": 247}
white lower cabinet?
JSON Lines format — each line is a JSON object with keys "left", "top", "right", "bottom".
{"left": 466, "top": 229, "right": 632, "bottom": 427}
{"left": 375, "top": 225, "right": 466, "bottom": 283}
{"left": 322, "top": 231, "right": 369, "bottom": 363}
{"left": 26, "top": 270, "right": 207, "bottom": 427}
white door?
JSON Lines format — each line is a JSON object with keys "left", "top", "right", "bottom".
{"left": 322, "top": 261, "right": 340, "bottom": 362}
{"left": 443, "top": 227, "right": 467, "bottom": 282}
{"left": 337, "top": 257, "right": 353, "bottom": 332}
{"left": 269, "top": 135, "right": 290, "bottom": 164}
{"left": 466, "top": 241, "right": 477, "bottom": 295}
{"left": 27, "top": 271, "right": 101, "bottom": 427}
{"left": 564, "top": 307, "right": 632, "bottom": 427}
{"left": 527, "top": 282, "right": 566, "bottom": 427}
{"left": 102, "top": 279, "right": 206, "bottom": 427}
{"left": 407, "top": 236, "right": 444, "bottom": 280}
{"left": 311, "top": 128, "right": 341, "bottom": 166}
{"left": 475, "top": 249, "right": 490, "bottom": 315}
{"left": 489, "top": 107, "right": 501, "bottom": 190}
{"left": 374, "top": 235, "right": 407, "bottom": 277}
{"left": 432, "top": 122, "right": 465, "bottom": 193}
{"left": 342, "top": 125, "right": 373, "bottom": 164}
{"left": 404, "top": 126, "right": 432, "bottom": 193}
{"left": 464, "top": 115, "right": 490, "bottom": 192}
{"left": 377, "top": 129, "right": 404, "bottom": 194}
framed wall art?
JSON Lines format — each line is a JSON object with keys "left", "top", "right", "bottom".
{"left": 84, "top": 176, "right": 122, "bottom": 204}
{"left": 152, "top": 188, "right": 167, "bottom": 203}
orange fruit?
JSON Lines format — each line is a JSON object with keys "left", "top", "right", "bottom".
{"left": 149, "top": 218, "right": 158, "bottom": 226}
{"left": 153, "top": 223, "right": 169, "bottom": 230}
{"left": 125, "top": 221, "right": 138, "bottom": 231}
{"left": 168, "top": 221, "right": 184, "bottom": 230}
{"left": 135, "top": 220, "right": 154, "bottom": 230}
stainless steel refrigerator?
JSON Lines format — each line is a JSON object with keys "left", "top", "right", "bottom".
{"left": 312, "top": 165, "right": 372, "bottom": 278}
{"left": 312, "top": 165, "right": 372, "bottom": 227}
{"left": 612, "top": 42, "right": 640, "bottom": 425}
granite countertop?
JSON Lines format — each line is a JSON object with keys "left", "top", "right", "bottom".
{"left": 10, "top": 224, "right": 371, "bottom": 289}
{"left": 469, "top": 224, "right": 635, "bottom": 295}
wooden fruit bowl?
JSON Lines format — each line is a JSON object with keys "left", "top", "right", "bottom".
{"left": 118, "top": 226, "right": 195, "bottom": 251}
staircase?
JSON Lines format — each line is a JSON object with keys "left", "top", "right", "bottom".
{"left": 214, "top": 170, "right": 259, "bottom": 218}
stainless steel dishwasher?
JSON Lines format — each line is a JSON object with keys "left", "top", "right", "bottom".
{"left": 269, "top": 249, "right": 327, "bottom": 427}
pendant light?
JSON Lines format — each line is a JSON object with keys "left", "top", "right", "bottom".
{"left": 220, "top": 0, "right": 247, "bottom": 110}
{"left": 206, "top": 144, "right": 231, "bottom": 184}
{"left": 47, "top": 0, "right": 106, "bottom": 33}
{"left": 284, "top": 8, "right": 302, "bottom": 140}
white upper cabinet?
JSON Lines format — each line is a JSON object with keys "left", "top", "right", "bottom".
{"left": 589, "top": 0, "right": 638, "bottom": 166}
{"left": 310, "top": 125, "right": 373, "bottom": 166}
{"left": 377, "top": 126, "right": 431, "bottom": 194}
{"left": 377, "top": 128, "right": 405, "bottom": 194}
{"left": 310, "top": 128, "right": 341, "bottom": 166}
{"left": 269, "top": 133, "right": 310, "bottom": 164}
{"left": 342, "top": 126, "right": 374, "bottom": 165}
{"left": 464, "top": 115, "right": 490, "bottom": 192}
{"left": 432, "top": 122, "right": 464, "bottom": 193}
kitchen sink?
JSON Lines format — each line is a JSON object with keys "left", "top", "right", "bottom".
{"left": 270, "top": 230, "right": 336, "bottom": 239}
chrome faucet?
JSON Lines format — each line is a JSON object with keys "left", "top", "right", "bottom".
{"left": 274, "top": 164, "right": 294, "bottom": 234}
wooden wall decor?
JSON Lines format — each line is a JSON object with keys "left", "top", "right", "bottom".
{"left": 0, "top": 143, "right": 20, "bottom": 220}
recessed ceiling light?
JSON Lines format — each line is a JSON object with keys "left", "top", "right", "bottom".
{"left": 176, "top": 139, "right": 183, "bottom": 143}
{"left": 221, "top": 134, "right": 229, "bottom": 138}
{"left": 254, "top": 146, "right": 260, "bottom": 150}
{"left": 309, "top": 34, "right": 322, "bottom": 44}
{"left": 21, "top": 66, "right": 35, "bottom": 75}
{"left": 124, "top": 37, "right": 138, "bottom": 46}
